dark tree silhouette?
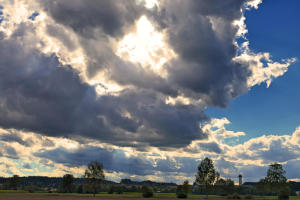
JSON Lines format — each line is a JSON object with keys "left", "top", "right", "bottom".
{"left": 8, "top": 175, "right": 21, "bottom": 190}
{"left": 61, "top": 174, "right": 75, "bottom": 193}
{"left": 84, "top": 161, "right": 105, "bottom": 197}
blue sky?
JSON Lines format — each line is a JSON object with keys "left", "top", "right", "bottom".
{"left": 0, "top": 0, "right": 300, "bottom": 184}
{"left": 207, "top": 0, "right": 300, "bottom": 143}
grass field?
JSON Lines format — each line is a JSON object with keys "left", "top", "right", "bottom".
{"left": 0, "top": 191, "right": 299, "bottom": 200}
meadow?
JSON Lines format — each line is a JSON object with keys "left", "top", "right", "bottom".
{"left": 0, "top": 191, "right": 300, "bottom": 200}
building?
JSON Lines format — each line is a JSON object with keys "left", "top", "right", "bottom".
{"left": 238, "top": 174, "right": 242, "bottom": 186}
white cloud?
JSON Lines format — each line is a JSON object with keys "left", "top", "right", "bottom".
{"left": 234, "top": 41, "right": 297, "bottom": 88}
{"left": 246, "top": 0, "right": 263, "bottom": 10}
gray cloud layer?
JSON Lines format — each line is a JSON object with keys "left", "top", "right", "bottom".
{"left": 34, "top": 145, "right": 199, "bottom": 176}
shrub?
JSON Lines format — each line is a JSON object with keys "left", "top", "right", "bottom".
{"left": 176, "top": 185, "right": 187, "bottom": 198}
{"left": 176, "top": 181, "right": 190, "bottom": 199}
{"left": 77, "top": 184, "right": 83, "bottom": 194}
{"left": 227, "top": 193, "right": 241, "bottom": 199}
{"left": 107, "top": 185, "right": 114, "bottom": 194}
{"left": 24, "top": 185, "right": 37, "bottom": 193}
{"left": 142, "top": 185, "right": 153, "bottom": 198}
{"left": 115, "top": 186, "right": 124, "bottom": 194}
{"left": 244, "top": 194, "right": 254, "bottom": 199}
{"left": 278, "top": 187, "right": 290, "bottom": 200}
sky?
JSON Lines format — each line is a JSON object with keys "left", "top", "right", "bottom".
{"left": 0, "top": 0, "right": 299, "bottom": 184}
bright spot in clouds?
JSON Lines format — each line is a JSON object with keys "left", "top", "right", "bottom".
{"left": 117, "top": 16, "right": 176, "bottom": 76}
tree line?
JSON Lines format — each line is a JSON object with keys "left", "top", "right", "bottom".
{"left": 1, "top": 158, "right": 299, "bottom": 199}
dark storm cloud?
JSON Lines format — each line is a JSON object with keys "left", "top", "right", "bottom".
{"left": 39, "top": 0, "right": 180, "bottom": 94}
{"left": 0, "top": 0, "right": 258, "bottom": 150}
{"left": 0, "top": 24, "right": 207, "bottom": 148}
{"left": 39, "top": 0, "right": 145, "bottom": 38}
{"left": 108, "top": 59, "right": 178, "bottom": 97}
{"left": 39, "top": 0, "right": 251, "bottom": 107}
{"left": 156, "top": 0, "right": 250, "bottom": 107}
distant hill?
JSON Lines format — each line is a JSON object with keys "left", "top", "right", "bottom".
{"left": 243, "top": 182, "right": 257, "bottom": 186}
{"left": 120, "top": 178, "right": 176, "bottom": 187}
{"left": 0, "top": 176, "right": 176, "bottom": 189}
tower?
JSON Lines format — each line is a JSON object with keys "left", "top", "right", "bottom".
{"left": 238, "top": 174, "right": 242, "bottom": 186}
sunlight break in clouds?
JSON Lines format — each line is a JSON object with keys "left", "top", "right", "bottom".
{"left": 117, "top": 15, "right": 176, "bottom": 77}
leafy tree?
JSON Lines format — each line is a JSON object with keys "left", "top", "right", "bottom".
{"left": 195, "top": 157, "right": 218, "bottom": 197}
{"left": 84, "top": 161, "right": 105, "bottom": 197}
{"left": 8, "top": 175, "right": 21, "bottom": 190}
{"left": 61, "top": 174, "right": 75, "bottom": 193}
{"left": 264, "top": 163, "right": 288, "bottom": 195}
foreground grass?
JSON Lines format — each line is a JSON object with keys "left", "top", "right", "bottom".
{"left": 0, "top": 191, "right": 299, "bottom": 199}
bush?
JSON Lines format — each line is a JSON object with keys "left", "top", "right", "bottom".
{"left": 107, "top": 185, "right": 114, "bottom": 194}
{"left": 77, "top": 184, "right": 83, "bottom": 194}
{"left": 142, "top": 186, "right": 153, "bottom": 198}
{"left": 278, "top": 187, "right": 290, "bottom": 200}
{"left": 244, "top": 194, "right": 253, "bottom": 199}
{"left": 176, "top": 185, "right": 187, "bottom": 198}
{"left": 227, "top": 193, "right": 241, "bottom": 199}
{"left": 24, "top": 185, "right": 37, "bottom": 193}
{"left": 176, "top": 181, "right": 190, "bottom": 199}
{"left": 115, "top": 186, "right": 124, "bottom": 194}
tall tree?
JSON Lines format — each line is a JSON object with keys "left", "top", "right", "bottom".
{"left": 84, "top": 161, "right": 105, "bottom": 197}
{"left": 264, "top": 163, "right": 288, "bottom": 194}
{"left": 61, "top": 174, "right": 75, "bottom": 193}
{"left": 195, "top": 157, "right": 218, "bottom": 197}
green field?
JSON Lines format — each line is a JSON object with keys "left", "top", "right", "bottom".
{"left": 0, "top": 191, "right": 299, "bottom": 200}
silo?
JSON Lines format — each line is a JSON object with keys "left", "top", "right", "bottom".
{"left": 238, "top": 174, "right": 242, "bottom": 186}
